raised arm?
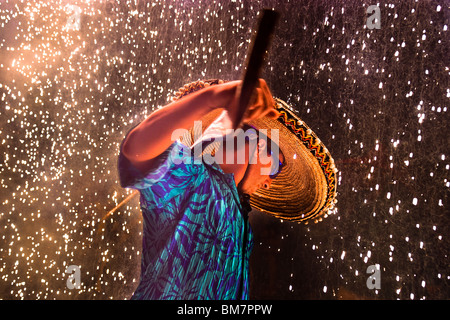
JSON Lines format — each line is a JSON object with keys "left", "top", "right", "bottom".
{"left": 121, "top": 79, "right": 278, "bottom": 172}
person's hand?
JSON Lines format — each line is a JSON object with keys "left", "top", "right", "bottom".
{"left": 207, "top": 79, "right": 280, "bottom": 128}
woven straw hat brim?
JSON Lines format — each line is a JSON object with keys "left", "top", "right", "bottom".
{"left": 179, "top": 98, "right": 338, "bottom": 224}
{"left": 248, "top": 98, "right": 337, "bottom": 223}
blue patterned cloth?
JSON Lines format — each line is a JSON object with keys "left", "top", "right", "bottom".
{"left": 118, "top": 140, "right": 253, "bottom": 300}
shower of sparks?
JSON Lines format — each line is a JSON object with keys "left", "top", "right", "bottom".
{"left": 1, "top": 0, "right": 251, "bottom": 300}
{"left": 0, "top": 0, "right": 168, "bottom": 299}
{"left": 1, "top": 0, "right": 448, "bottom": 300}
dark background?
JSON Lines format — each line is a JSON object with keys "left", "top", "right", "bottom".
{"left": 0, "top": 0, "right": 448, "bottom": 300}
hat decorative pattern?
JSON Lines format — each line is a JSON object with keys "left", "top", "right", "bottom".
{"left": 275, "top": 100, "right": 338, "bottom": 224}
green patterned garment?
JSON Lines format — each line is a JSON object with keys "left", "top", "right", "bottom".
{"left": 118, "top": 140, "right": 253, "bottom": 300}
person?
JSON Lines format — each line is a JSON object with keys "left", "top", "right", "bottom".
{"left": 118, "top": 79, "right": 338, "bottom": 300}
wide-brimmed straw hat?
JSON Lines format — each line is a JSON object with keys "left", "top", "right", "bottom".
{"left": 173, "top": 79, "right": 338, "bottom": 224}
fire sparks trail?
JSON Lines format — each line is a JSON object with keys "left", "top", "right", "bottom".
{"left": 102, "top": 191, "right": 139, "bottom": 223}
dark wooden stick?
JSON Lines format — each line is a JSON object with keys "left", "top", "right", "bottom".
{"left": 233, "top": 9, "right": 279, "bottom": 129}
